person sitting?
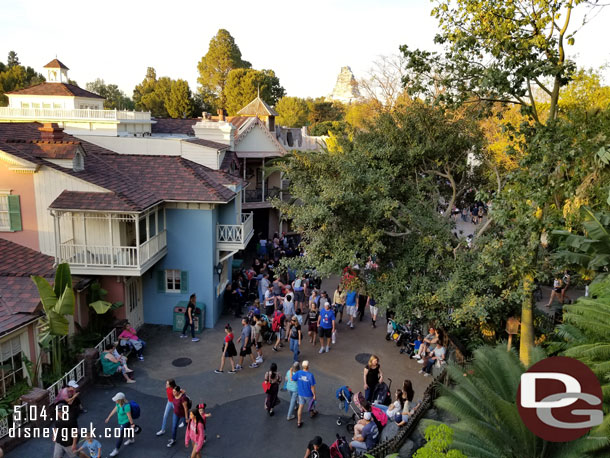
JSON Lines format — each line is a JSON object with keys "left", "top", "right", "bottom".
{"left": 111, "top": 342, "right": 133, "bottom": 373}
{"left": 407, "top": 335, "right": 422, "bottom": 359}
{"left": 350, "top": 412, "right": 379, "bottom": 455}
{"left": 100, "top": 343, "right": 135, "bottom": 383}
{"left": 118, "top": 322, "right": 145, "bottom": 360}
{"left": 419, "top": 338, "right": 446, "bottom": 377}
{"left": 415, "top": 328, "right": 438, "bottom": 363}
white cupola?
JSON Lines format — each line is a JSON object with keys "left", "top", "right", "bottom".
{"left": 44, "top": 58, "right": 70, "bottom": 83}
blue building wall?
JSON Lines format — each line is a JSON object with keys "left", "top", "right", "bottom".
{"left": 143, "top": 207, "right": 218, "bottom": 328}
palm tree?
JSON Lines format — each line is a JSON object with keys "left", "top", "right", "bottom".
{"left": 426, "top": 344, "right": 609, "bottom": 457}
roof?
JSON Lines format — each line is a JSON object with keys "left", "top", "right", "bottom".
{"left": 184, "top": 138, "right": 229, "bottom": 150}
{"left": 6, "top": 82, "right": 104, "bottom": 99}
{"left": 5, "top": 139, "right": 83, "bottom": 159}
{"left": 234, "top": 117, "right": 287, "bottom": 156}
{"left": 44, "top": 59, "right": 69, "bottom": 70}
{"left": 237, "top": 97, "right": 279, "bottom": 117}
{"left": 151, "top": 118, "right": 200, "bottom": 136}
{"left": 0, "top": 239, "right": 54, "bottom": 335}
{"left": 0, "top": 122, "right": 241, "bottom": 212}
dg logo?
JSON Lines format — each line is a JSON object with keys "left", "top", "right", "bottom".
{"left": 517, "top": 356, "right": 604, "bottom": 442}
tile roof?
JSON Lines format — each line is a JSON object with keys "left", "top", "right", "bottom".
{"left": 237, "top": 96, "right": 279, "bottom": 117}
{"left": 151, "top": 118, "right": 200, "bottom": 135}
{"left": 5, "top": 139, "right": 82, "bottom": 159}
{"left": 44, "top": 59, "right": 69, "bottom": 70}
{"left": 7, "top": 82, "right": 104, "bottom": 99}
{"left": 0, "top": 239, "right": 55, "bottom": 278}
{"left": 184, "top": 138, "right": 229, "bottom": 150}
{"left": 0, "top": 122, "right": 238, "bottom": 211}
{"left": 219, "top": 150, "right": 240, "bottom": 175}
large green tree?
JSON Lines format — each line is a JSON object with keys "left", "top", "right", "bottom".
{"left": 223, "top": 68, "right": 285, "bottom": 116}
{"left": 197, "top": 29, "right": 251, "bottom": 111}
{"left": 133, "top": 68, "right": 195, "bottom": 118}
{"left": 0, "top": 51, "right": 45, "bottom": 106}
{"left": 276, "top": 96, "right": 310, "bottom": 127}
{"left": 86, "top": 78, "right": 134, "bottom": 110}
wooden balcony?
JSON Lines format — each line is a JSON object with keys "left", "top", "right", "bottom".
{"left": 217, "top": 212, "right": 254, "bottom": 251}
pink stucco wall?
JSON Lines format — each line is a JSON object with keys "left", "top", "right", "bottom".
{"left": 0, "top": 161, "right": 39, "bottom": 250}
{"left": 100, "top": 276, "right": 127, "bottom": 321}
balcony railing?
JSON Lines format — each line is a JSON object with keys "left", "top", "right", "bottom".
{"left": 57, "top": 230, "right": 167, "bottom": 274}
{"left": 217, "top": 212, "right": 254, "bottom": 250}
{"left": 244, "top": 187, "right": 281, "bottom": 203}
{"left": 0, "top": 107, "right": 152, "bottom": 122}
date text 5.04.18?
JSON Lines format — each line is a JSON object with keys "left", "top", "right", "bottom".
{"left": 14, "top": 404, "right": 70, "bottom": 422}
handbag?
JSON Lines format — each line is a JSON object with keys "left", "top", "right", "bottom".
{"left": 262, "top": 381, "right": 271, "bottom": 393}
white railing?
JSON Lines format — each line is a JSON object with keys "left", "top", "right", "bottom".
{"left": 217, "top": 213, "right": 253, "bottom": 245}
{"left": 58, "top": 243, "right": 138, "bottom": 268}
{"left": 46, "top": 359, "right": 85, "bottom": 406}
{"left": 0, "top": 402, "right": 29, "bottom": 439}
{"left": 139, "top": 230, "right": 167, "bottom": 265}
{"left": 95, "top": 328, "right": 118, "bottom": 355}
{"left": 0, "top": 107, "right": 151, "bottom": 122}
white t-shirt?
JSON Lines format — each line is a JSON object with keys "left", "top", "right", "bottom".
{"left": 264, "top": 289, "right": 274, "bottom": 307}
{"left": 433, "top": 346, "right": 446, "bottom": 360}
{"left": 283, "top": 298, "right": 295, "bottom": 316}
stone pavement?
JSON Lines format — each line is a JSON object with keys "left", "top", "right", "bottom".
{"left": 9, "top": 278, "right": 431, "bottom": 458}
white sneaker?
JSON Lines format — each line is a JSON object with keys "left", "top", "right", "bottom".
{"left": 124, "top": 439, "right": 134, "bottom": 445}
{"left": 109, "top": 449, "right": 119, "bottom": 457}
{"left": 413, "top": 354, "right": 421, "bottom": 360}
{"left": 417, "top": 359, "right": 424, "bottom": 364}
{"left": 319, "top": 348, "right": 325, "bottom": 354}
{"left": 256, "top": 356, "right": 263, "bottom": 363}
{"left": 325, "top": 346, "right": 330, "bottom": 353}
{"left": 418, "top": 370, "right": 424, "bottom": 374}
{"left": 235, "top": 365, "right": 242, "bottom": 371}
{"left": 178, "top": 421, "right": 185, "bottom": 428}
{"left": 167, "top": 439, "right": 176, "bottom": 447}
{"left": 156, "top": 429, "right": 165, "bottom": 436}
{"left": 249, "top": 363, "right": 259, "bottom": 368}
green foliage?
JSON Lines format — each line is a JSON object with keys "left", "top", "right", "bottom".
{"left": 276, "top": 96, "right": 310, "bottom": 127}
{"left": 86, "top": 78, "right": 134, "bottom": 110}
{"left": 85, "top": 281, "right": 123, "bottom": 335}
{"left": 133, "top": 68, "right": 196, "bottom": 118}
{"left": 0, "top": 380, "right": 31, "bottom": 418}
{"left": 309, "top": 121, "right": 349, "bottom": 137}
{"left": 428, "top": 344, "right": 608, "bottom": 457}
{"left": 166, "top": 79, "right": 194, "bottom": 118}
{"left": 413, "top": 424, "right": 466, "bottom": 458}
{"left": 223, "top": 68, "right": 285, "bottom": 116}
{"left": 306, "top": 99, "right": 345, "bottom": 124}
{"left": 197, "top": 29, "right": 251, "bottom": 110}
{"left": 7, "top": 51, "right": 19, "bottom": 68}
{"left": 0, "top": 51, "right": 45, "bottom": 106}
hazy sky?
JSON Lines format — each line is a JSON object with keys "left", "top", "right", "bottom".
{"left": 1, "top": 0, "right": 608, "bottom": 99}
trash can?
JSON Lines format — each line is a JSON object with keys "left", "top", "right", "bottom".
{"left": 173, "top": 301, "right": 205, "bottom": 334}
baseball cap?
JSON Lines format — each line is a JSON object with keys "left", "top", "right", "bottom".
{"left": 112, "top": 392, "right": 126, "bottom": 402}
{"left": 67, "top": 380, "right": 79, "bottom": 389}
{"left": 364, "top": 412, "right": 372, "bottom": 421}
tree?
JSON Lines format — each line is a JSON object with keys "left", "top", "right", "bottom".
{"left": 0, "top": 60, "right": 45, "bottom": 106}
{"left": 223, "top": 68, "right": 285, "bottom": 116}
{"left": 427, "top": 344, "right": 609, "bottom": 457}
{"left": 86, "top": 78, "right": 134, "bottom": 110}
{"left": 166, "top": 79, "right": 194, "bottom": 118}
{"left": 307, "top": 98, "right": 345, "bottom": 124}
{"left": 413, "top": 424, "right": 466, "bottom": 458}
{"left": 197, "top": 29, "right": 251, "bottom": 110}
{"left": 133, "top": 68, "right": 195, "bottom": 118}
{"left": 7, "top": 51, "right": 19, "bottom": 68}
{"left": 358, "top": 54, "right": 410, "bottom": 110}
{"left": 276, "top": 96, "right": 310, "bottom": 127}
{"left": 345, "top": 100, "right": 383, "bottom": 130}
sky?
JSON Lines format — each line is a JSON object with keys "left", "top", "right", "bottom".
{"left": 1, "top": 0, "right": 609, "bottom": 100}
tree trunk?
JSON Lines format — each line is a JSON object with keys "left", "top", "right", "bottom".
{"left": 519, "top": 272, "right": 535, "bottom": 366}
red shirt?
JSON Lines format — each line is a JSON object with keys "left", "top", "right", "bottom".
{"left": 166, "top": 387, "right": 174, "bottom": 402}
{"left": 224, "top": 332, "right": 234, "bottom": 343}
{"left": 172, "top": 394, "right": 188, "bottom": 417}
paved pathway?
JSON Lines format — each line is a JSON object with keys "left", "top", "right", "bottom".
{"left": 9, "top": 277, "right": 430, "bottom": 458}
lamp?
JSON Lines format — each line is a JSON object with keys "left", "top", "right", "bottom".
{"left": 215, "top": 262, "right": 223, "bottom": 278}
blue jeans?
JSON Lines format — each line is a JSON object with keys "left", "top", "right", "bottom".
{"left": 160, "top": 400, "right": 172, "bottom": 431}
{"left": 115, "top": 423, "right": 132, "bottom": 449}
{"left": 182, "top": 318, "right": 195, "bottom": 338}
{"left": 423, "top": 358, "right": 435, "bottom": 374}
{"left": 171, "top": 412, "right": 183, "bottom": 441}
{"left": 372, "top": 402, "right": 388, "bottom": 413}
{"left": 289, "top": 338, "right": 300, "bottom": 362}
{"left": 287, "top": 390, "right": 298, "bottom": 419}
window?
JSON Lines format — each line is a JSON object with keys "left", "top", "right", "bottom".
{"left": 0, "top": 194, "right": 21, "bottom": 232}
{"left": 0, "top": 336, "right": 24, "bottom": 397}
{"left": 159, "top": 269, "right": 187, "bottom": 294}
{"left": 166, "top": 269, "right": 181, "bottom": 292}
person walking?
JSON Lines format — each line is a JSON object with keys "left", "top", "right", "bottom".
{"left": 345, "top": 289, "right": 358, "bottom": 329}
{"left": 285, "top": 361, "right": 300, "bottom": 421}
{"left": 184, "top": 408, "right": 205, "bottom": 458}
{"left": 367, "top": 296, "right": 378, "bottom": 328}
{"left": 167, "top": 386, "right": 191, "bottom": 447}
{"left": 292, "top": 275, "right": 306, "bottom": 312}
{"left": 292, "top": 360, "right": 317, "bottom": 428}
{"left": 283, "top": 293, "right": 295, "bottom": 340}
{"left": 288, "top": 316, "right": 302, "bottom": 362}
{"left": 215, "top": 325, "right": 237, "bottom": 374}
{"left": 181, "top": 294, "right": 200, "bottom": 342}
{"left": 53, "top": 393, "right": 79, "bottom": 457}
{"left": 263, "top": 363, "right": 282, "bottom": 416}
{"left": 156, "top": 379, "right": 185, "bottom": 436}
{"left": 546, "top": 275, "right": 563, "bottom": 308}
{"left": 317, "top": 301, "right": 335, "bottom": 354}
{"left": 333, "top": 286, "right": 346, "bottom": 324}
{"left": 357, "top": 293, "right": 367, "bottom": 322}
{"left": 561, "top": 270, "right": 572, "bottom": 304}
{"left": 252, "top": 316, "right": 264, "bottom": 364}
{"left": 304, "top": 436, "right": 331, "bottom": 458}
{"left": 105, "top": 392, "right": 135, "bottom": 457}
{"left": 271, "top": 305, "right": 286, "bottom": 352}
{"left": 363, "top": 355, "right": 383, "bottom": 402}
{"left": 305, "top": 303, "right": 319, "bottom": 346}
{"left": 236, "top": 317, "right": 258, "bottom": 370}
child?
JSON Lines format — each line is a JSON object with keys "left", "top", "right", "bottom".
{"left": 77, "top": 433, "right": 101, "bottom": 458}
{"left": 295, "top": 308, "right": 303, "bottom": 326}
{"left": 409, "top": 335, "right": 423, "bottom": 359}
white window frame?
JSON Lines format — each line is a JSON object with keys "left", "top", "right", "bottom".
{"left": 166, "top": 269, "right": 181, "bottom": 293}
{"left": 0, "top": 336, "right": 25, "bottom": 398}
{"left": 0, "top": 192, "right": 10, "bottom": 231}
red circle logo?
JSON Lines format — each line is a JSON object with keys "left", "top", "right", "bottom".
{"left": 517, "top": 356, "right": 603, "bottom": 442}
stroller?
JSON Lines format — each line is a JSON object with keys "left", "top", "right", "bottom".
{"left": 330, "top": 434, "right": 351, "bottom": 458}
{"left": 259, "top": 314, "right": 274, "bottom": 344}
{"left": 372, "top": 378, "right": 392, "bottom": 406}
{"left": 354, "top": 391, "right": 388, "bottom": 432}
{"left": 335, "top": 385, "right": 359, "bottom": 434}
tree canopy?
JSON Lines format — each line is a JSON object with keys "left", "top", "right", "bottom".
{"left": 0, "top": 51, "right": 45, "bottom": 106}
{"left": 276, "top": 96, "right": 310, "bottom": 128}
{"left": 223, "top": 68, "right": 285, "bottom": 116}
{"left": 132, "top": 67, "right": 197, "bottom": 118}
{"left": 86, "top": 79, "right": 134, "bottom": 110}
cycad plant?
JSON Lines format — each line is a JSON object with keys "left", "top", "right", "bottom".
{"left": 425, "top": 344, "right": 609, "bottom": 457}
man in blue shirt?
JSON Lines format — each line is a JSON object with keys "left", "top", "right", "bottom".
{"left": 345, "top": 290, "right": 358, "bottom": 329}
{"left": 350, "top": 411, "right": 379, "bottom": 453}
{"left": 291, "top": 360, "right": 316, "bottom": 428}
{"left": 317, "top": 301, "right": 335, "bottom": 354}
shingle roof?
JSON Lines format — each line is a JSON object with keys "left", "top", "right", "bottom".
{"left": 5, "top": 139, "right": 82, "bottom": 159}
{"left": 0, "top": 122, "right": 238, "bottom": 211}
{"left": 151, "top": 118, "right": 200, "bottom": 135}
{"left": 184, "top": 138, "right": 229, "bottom": 150}
{"left": 237, "top": 97, "right": 279, "bottom": 117}
{"left": 0, "top": 239, "right": 55, "bottom": 278}
{"left": 7, "top": 82, "right": 104, "bottom": 99}
{"left": 44, "top": 59, "right": 69, "bottom": 70}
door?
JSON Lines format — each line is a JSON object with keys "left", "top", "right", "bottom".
{"left": 125, "top": 277, "right": 144, "bottom": 329}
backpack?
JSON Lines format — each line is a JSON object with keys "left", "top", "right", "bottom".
{"left": 272, "top": 311, "right": 284, "bottom": 332}
{"left": 184, "top": 395, "right": 193, "bottom": 411}
{"left": 128, "top": 401, "right": 140, "bottom": 419}
{"left": 294, "top": 278, "right": 302, "bottom": 289}
{"left": 371, "top": 405, "right": 388, "bottom": 428}
{"left": 330, "top": 435, "right": 351, "bottom": 458}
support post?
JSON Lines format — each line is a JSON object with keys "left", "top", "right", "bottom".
{"left": 261, "top": 158, "right": 265, "bottom": 202}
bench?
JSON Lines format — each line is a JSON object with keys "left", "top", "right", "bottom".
{"left": 96, "top": 359, "right": 120, "bottom": 387}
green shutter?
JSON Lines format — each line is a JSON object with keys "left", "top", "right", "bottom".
{"left": 157, "top": 270, "right": 166, "bottom": 292}
{"left": 180, "top": 271, "right": 188, "bottom": 294}
{"left": 7, "top": 195, "right": 22, "bottom": 232}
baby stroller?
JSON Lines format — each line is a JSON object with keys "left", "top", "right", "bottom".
{"left": 354, "top": 391, "right": 388, "bottom": 433}
{"left": 259, "top": 314, "right": 274, "bottom": 344}
{"left": 372, "top": 378, "right": 392, "bottom": 406}
{"left": 335, "top": 385, "right": 358, "bottom": 434}
{"left": 330, "top": 434, "right": 351, "bottom": 458}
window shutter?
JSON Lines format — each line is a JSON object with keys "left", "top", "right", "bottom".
{"left": 7, "top": 195, "right": 22, "bottom": 232}
{"left": 157, "top": 271, "right": 166, "bottom": 292}
{"left": 180, "top": 271, "right": 188, "bottom": 294}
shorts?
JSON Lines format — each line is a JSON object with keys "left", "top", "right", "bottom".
{"left": 53, "top": 443, "right": 76, "bottom": 458}
{"left": 553, "top": 288, "right": 561, "bottom": 293}
{"left": 346, "top": 305, "right": 357, "bottom": 317}
{"left": 255, "top": 342, "right": 262, "bottom": 350}
{"left": 239, "top": 345, "right": 252, "bottom": 356}
{"left": 370, "top": 306, "right": 378, "bottom": 317}
{"left": 298, "top": 395, "right": 312, "bottom": 406}
{"left": 318, "top": 327, "right": 332, "bottom": 338}
{"left": 335, "top": 303, "right": 345, "bottom": 313}
{"left": 308, "top": 322, "right": 318, "bottom": 333}
{"left": 294, "top": 290, "right": 305, "bottom": 302}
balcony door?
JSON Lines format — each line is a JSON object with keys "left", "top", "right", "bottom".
{"left": 125, "top": 277, "right": 144, "bottom": 329}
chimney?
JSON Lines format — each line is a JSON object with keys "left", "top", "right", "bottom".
{"left": 38, "top": 123, "right": 64, "bottom": 141}
{"left": 217, "top": 109, "right": 225, "bottom": 122}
